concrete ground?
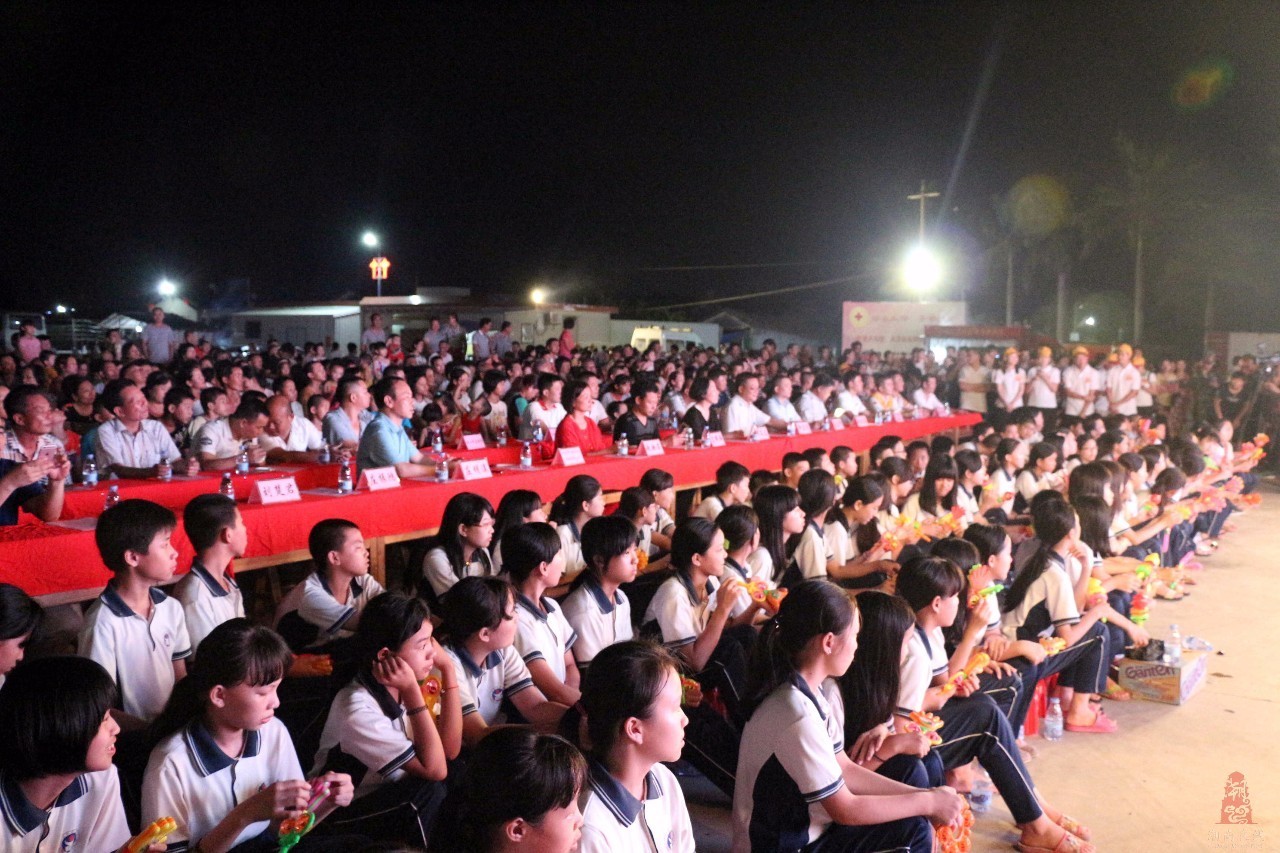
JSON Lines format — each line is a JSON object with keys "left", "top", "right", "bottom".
{"left": 682, "top": 481, "right": 1279, "bottom": 852}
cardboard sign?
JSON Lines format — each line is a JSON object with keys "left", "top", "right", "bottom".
{"left": 639, "top": 439, "right": 665, "bottom": 457}
{"left": 855, "top": 415, "right": 870, "bottom": 427}
{"left": 457, "top": 458, "right": 493, "bottom": 481}
{"left": 460, "top": 433, "right": 487, "bottom": 450}
{"left": 751, "top": 426, "right": 770, "bottom": 442}
{"left": 358, "top": 466, "right": 401, "bottom": 491}
{"left": 794, "top": 421, "right": 812, "bottom": 435}
{"left": 555, "top": 446, "right": 585, "bottom": 466}
{"left": 249, "top": 476, "right": 301, "bottom": 505}
{"left": 704, "top": 431, "right": 726, "bottom": 448}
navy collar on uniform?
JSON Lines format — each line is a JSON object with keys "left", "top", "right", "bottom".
{"left": 516, "top": 592, "right": 552, "bottom": 623}
{"left": 317, "top": 572, "right": 363, "bottom": 599}
{"left": 584, "top": 577, "right": 622, "bottom": 614}
{"left": 99, "top": 583, "right": 166, "bottom": 618}
{"left": 789, "top": 672, "right": 827, "bottom": 721}
{"left": 449, "top": 643, "right": 502, "bottom": 678}
{"left": 587, "top": 759, "right": 663, "bottom": 827}
{"left": 190, "top": 559, "right": 237, "bottom": 598}
{"left": 675, "top": 570, "right": 713, "bottom": 605}
{"left": 725, "top": 557, "right": 749, "bottom": 581}
{"left": 0, "top": 772, "right": 87, "bottom": 836}
{"left": 184, "top": 719, "right": 262, "bottom": 777}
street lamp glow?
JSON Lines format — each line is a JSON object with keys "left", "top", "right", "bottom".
{"left": 361, "top": 231, "right": 379, "bottom": 249}
{"left": 55, "top": 304, "right": 67, "bottom": 314}
{"left": 902, "top": 245, "right": 942, "bottom": 293}
{"left": 531, "top": 287, "right": 547, "bottom": 306}
{"left": 1084, "top": 316, "right": 1096, "bottom": 327}
{"left": 157, "top": 279, "right": 177, "bottom": 297}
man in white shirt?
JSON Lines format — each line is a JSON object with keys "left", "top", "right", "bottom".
{"left": 1061, "top": 347, "right": 1098, "bottom": 417}
{"left": 991, "top": 348, "right": 1026, "bottom": 413}
{"left": 911, "top": 374, "right": 945, "bottom": 415}
{"left": 723, "top": 373, "right": 786, "bottom": 438}
{"left": 1106, "top": 344, "right": 1143, "bottom": 416}
{"left": 96, "top": 380, "right": 196, "bottom": 478}
{"left": 520, "top": 373, "right": 567, "bottom": 440}
{"left": 764, "top": 376, "right": 801, "bottom": 423}
{"left": 957, "top": 350, "right": 990, "bottom": 413}
{"left": 196, "top": 398, "right": 269, "bottom": 470}
{"left": 1025, "top": 345, "right": 1061, "bottom": 428}
{"left": 797, "top": 374, "right": 835, "bottom": 424}
{"left": 835, "top": 372, "right": 869, "bottom": 421}
{"left": 470, "top": 317, "right": 493, "bottom": 360}
{"left": 260, "top": 394, "right": 324, "bottom": 462}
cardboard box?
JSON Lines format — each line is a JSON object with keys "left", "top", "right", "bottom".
{"left": 1117, "top": 650, "right": 1208, "bottom": 705}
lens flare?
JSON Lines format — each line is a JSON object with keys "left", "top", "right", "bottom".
{"left": 1173, "top": 59, "right": 1234, "bottom": 111}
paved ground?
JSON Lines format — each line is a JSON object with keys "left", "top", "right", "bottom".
{"left": 681, "top": 481, "right": 1279, "bottom": 852}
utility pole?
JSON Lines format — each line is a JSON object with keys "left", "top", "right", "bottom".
{"left": 907, "top": 181, "right": 940, "bottom": 243}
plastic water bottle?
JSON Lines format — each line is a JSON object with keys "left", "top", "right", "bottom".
{"left": 435, "top": 453, "right": 449, "bottom": 483}
{"left": 318, "top": 443, "right": 331, "bottom": 464}
{"left": 157, "top": 458, "right": 173, "bottom": 481}
{"left": 81, "top": 455, "right": 98, "bottom": 487}
{"left": 1165, "top": 624, "right": 1183, "bottom": 666}
{"left": 786, "top": 421, "right": 796, "bottom": 436}
{"left": 519, "top": 441, "right": 532, "bottom": 468}
{"left": 236, "top": 442, "right": 251, "bottom": 475}
{"left": 968, "top": 768, "right": 993, "bottom": 814}
{"left": 337, "top": 461, "right": 353, "bottom": 494}
{"left": 1042, "top": 697, "right": 1064, "bottom": 741}
{"left": 103, "top": 484, "right": 120, "bottom": 511}
{"left": 220, "top": 472, "right": 236, "bottom": 499}
{"left": 701, "top": 426, "right": 710, "bottom": 447}
{"left": 431, "top": 428, "right": 444, "bottom": 455}
{"left": 531, "top": 421, "right": 545, "bottom": 446}
{"left": 496, "top": 425, "right": 508, "bottom": 447}
{"left": 682, "top": 426, "right": 694, "bottom": 449}
{"left": 616, "top": 436, "right": 629, "bottom": 457}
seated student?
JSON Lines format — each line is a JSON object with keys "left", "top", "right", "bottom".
{"left": 505, "top": 523, "right": 581, "bottom": 709}
{"left": 578, "top": 641, "right": 697, "bottom": 853}
{"left": 419, "top": 492, "right": 497, "bottom": 603}
{"left": 0, "top": 657, "right": 136, "bottom": 853}
{"left": 143, "top": 620, "right": 358, "bottom": 853}
{"left": 904, "top": 441, "right": 931, "bottom": 485}
{"left": 780, "top": 470, "right": 836, "bottom": 588}
{"left": 734, "top": 581, "right": 957, "bottom": 853}
{"left": 876, "top": 456, "right": 916, "bottom": 526}
{"left": 827, "top": 476, "right": 899, "bottom": 589}
{"left": 640, "top": 468, "right": 678, "bottom": 552}
{"left": 780, "top": 452, "right": 810, "bottom": 490}
{"left": 952, "top": 448, "right": 996, "bottom": 519}
{"left": 550, "top": 474, "right": 605, "bottom": 579}
{"left": 986, "top": 438, "right": 1028, "bottom": 523}
{"left": 717, "top": 504, "right": 773, "bottom": 596}
{"left": 750, "top": 484, "right": 807, "bottom": 585}
{"left": 692, "top": 461, "right": 751, "bottom": 522}
{"left": 902, "top": 454, "right": 961, "bottom": 531}
{"left": 430, "top": 727, "right": 587, "bottom": 853}
{"left": 830, "top": 445, "right": 859, "bottom": 494}
{"left": 175, "top": 494, "right": 247, "bottom": 653}
{"left": 491, "top": 489, "right": 548, "bottom": 574}
{"left": 749, "top": 468, "right": 781, "bottom": 496}
{"left": 78, "top": 499, "right": 190, "bottom": 728}
{"left": 274, "top": 519, "right": 385, "bottom": 655}
{"left": 802, "top": 446, "right": 834, "bottom": 477}
{"left": 313, "top": 593, "right": 461, "bottom": 846}
{"left": 0, "top": 583, "right": 41, "bottom": 690}
{"left": 895, "top": 557, "right": 1094, "bottom": 853}
{"left": 443, "top": 577, "right": 568, "bottom": 746}
{"left": 615, "top": 486, "right": 668, "bottom": 572}
{"left": 1015, "top": 442, "right": 1065, "bottom": 511}
{"left": 561, "top": 515, "right": 639, "bottom": 674}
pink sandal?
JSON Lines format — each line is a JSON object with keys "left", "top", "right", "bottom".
{"left": 1065, "top": 708, "right": 1118, "bottom": 734}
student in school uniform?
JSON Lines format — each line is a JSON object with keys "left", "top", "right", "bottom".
{"left": 312, "top": 593, "right": 461, "bottom": 846}
{"left": 901, "top": 455, "right": 960, "bottom": 530}
{"left": 716, "top": 505, "right": 774, "bottom": 598}
{"left": 733, "top": 581, "right": 958, "bottom": 853}
{"left": 986, "top": 438, "right": 1028, "bottom": 523}
{"left": 175, "top": 494, "right": 247, "bottom": 653}
{"left": 550, "top": 475, "right": 606, "bottom": 580}
{"left": 504, "top": 523, "right": 581, "bottom": 710}
{"left": 615, "top": 486, "right": 665, "bottom": 571}
{"left": 692, "top": 461, "right": 751, "bottom": 522}
{"left": 418, "top": 492, "right": 497, "bottom": 603}
{"left": 640, "top": 468, "right": 678, "bottom": 554}
{"left": 78, "top": 499, "right": 191, "bottom": 729}
{"left": 895, "top": 558, "right": 1095, "bottom": 853}
{"left": 827, "top": 476, "right": 900, "bottom": 589}
{"left": 490, "top": 489, "right": 548, "bottom": 574}
{"left": 0, "top": 657, "right": 136, "bottom": 853}
{"left": 143, "top": 620, "right": 358, "bottom": 853}
{"left": 274, "top": 519, "right": 384, "bottom": 656}
{"left": 783, "top": 470, "right": 855, "bottom": 588}
{"left": 750, "top": 484, "right": 807, "bottom": 585}
{"left": 561, "top": 515, "right": 640, "bottom": 674}
{"left": 443, "top": 576, "right": 568, "bottom": 746}
{"left": 0, "top": 583, "right": 41, "bottom": 691}
{"left": 578, "top": 641, "right": 697, "bottom": 853}
{"left": 430, "top": 727, "right": 587, "bottom": 853}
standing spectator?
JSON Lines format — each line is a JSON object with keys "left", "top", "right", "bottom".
{"left": 1106, "top": 343, "right": 1142, "bottom": 417}
{"left": 958, "top": 349, "right": 990, "bottom": 413}
{"left": 558, "top": 318, "right": 577, "bottom": 354}
{"left": 470, "top": 317, "right": 493, "bottom": 360}
{"left": 423, "top": 316, "right": 447, "bottom": 355}
{"left": 491, "top": 320, "right": 514, "bottom": 357}
{"left": 361, "top": 312, "right": 388, "bottom": 351}
{"left": 15, "top": 319, "right": 41, "bottom": 365}
{"left": 1062, "top": 346, "right": 1099, "bottom": 417}
{"left": 141, "top": 307, "right": 179, "bottom": 364}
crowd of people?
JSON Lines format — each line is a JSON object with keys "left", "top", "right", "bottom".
{"left": 0, "top": 311, "right": 1268, "bottom": 853}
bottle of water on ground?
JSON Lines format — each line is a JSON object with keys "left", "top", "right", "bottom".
{"left": 1043, "top": 697, "right": 1064, "bottom": 741}
{"left": 1165, "top": 624, "right": 1183, "bottom": 665}
{"left": 967, "top": 765, "right": 993, "bottom": 814}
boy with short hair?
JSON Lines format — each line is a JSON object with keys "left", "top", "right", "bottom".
{"left": 174, "top": 493, "right": 247, "bottom": 652}
{"left": 692, "top": 461, "right": 750, "bottom": 522}
{"left": 273, "top": 518, "right": 384, "bottom": 652}
{"left": 830, "top": 445, "right": 859, "bottom": 494}
{"left": 781, "top": 452, "right": 810, "bottom": 489}
{"left": 78, "top": 499, "right": 190, "bottom": 727}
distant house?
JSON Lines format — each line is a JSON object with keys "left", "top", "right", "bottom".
{"left": 703, "top": 309, "right": 830, "bottom": 352}
{"left": 230, "top": 303, "right": 362, "bottom": 351}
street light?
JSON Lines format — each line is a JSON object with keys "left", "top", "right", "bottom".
{"left": 157, "top": 279, "right": 177, "bottom": 297}
{"left": 361, "top": 231, "right": 379, "bottom": 249}
{"left": 902, "top": 245, "right": 942, "bottom": 295}
{"left": 531, "top": 287, "right": 547, "bottom": 306}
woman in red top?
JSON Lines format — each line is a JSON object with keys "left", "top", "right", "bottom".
{"left": 555, "top": 380, "right": 608, "bottom": 453}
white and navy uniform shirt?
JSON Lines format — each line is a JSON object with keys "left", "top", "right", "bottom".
{"left": 579, "top": 760, "right": 695, "bottom": 853}
{"left": 312, "top": 678, "right": 416, "bottom": 799}
{"left": 692, "top": 494, "right": 725, "bottom": 522}
{"left": 173, "top": 559, "right": 245, "bottom": 653}
{"left": 731, "top": 675, "right": 846, "bottom": 853}
{"left": 561, "top": 578, "right": 633, "bottom": 672}
{"left": 446, "top": 644, "right": 535, "bottom": 726}
{"left": 744, "top": 548, "right": 774, "bottom": 584}
{"left": 823, "top": 520, "right": 854, "bottom": 568}
{"left": 78, "top": 585, "right": 192, "bottom": 721}
{"left": 655, "top": 505, "right": 676, "bottom": 536}
{"left": 991, "top": 467, "right": 1018, "bottom": 515}
{"left": 788, "top": 522, "right": 830, "bottom": 585}
{"left": 723, "top": 557, "right": 760, "bottom": 619}
{"left": 644, "top": 571, "right": 720, "bottom": 649}
{"left": 1001, "top": 553, "right": 1080, "bottom": 641}
{"left": 142, "top": 718, "right": 302, "bottom": 851}
{"left": 514, "top": 593, "right": 577, "bottom": 683}
{"left": 273, "top": 572, "right": 384, "bottom": 642}
{"left": 422, "top": 546, "right": 495, "bottom": 600}
{"left": 0, "top": 769, "right": 130, "bottom": 853}
{"left": 558, "top": 522, "right": 586, "bottom": 579}
{"left": 900, "top": 493, "right": 940, "bottom": 524}
{"left": 954, "top": 484, "right": 980, "bottom": 518}
{"left": 897, "top": 624, "right": 949, "bottom": 715}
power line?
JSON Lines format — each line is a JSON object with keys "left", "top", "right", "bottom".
{"left": 632, "top": 259, "right": 857, "bottom": 272}
{"left": 645, "top": 272, "right": 874, "bottom": 311}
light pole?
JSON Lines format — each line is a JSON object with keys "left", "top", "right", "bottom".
{"left": 902, "top": 245, "right": 943, "bottom": 301}
{"left": 362, "top": 232, "right": 388, "bottom": 297}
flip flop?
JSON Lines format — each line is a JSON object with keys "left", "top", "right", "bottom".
{"left": 1065, "top": 708, "right": 1118, "bottom": 734}
{"left": 1015, "top": 829, "right": 1096, "bottom": 853}
{"left": 1056, "top": 814, "right": 1092, "bottom": 841}
{"left": 1103, "top": 681, "right": 1131, "bottom": 701}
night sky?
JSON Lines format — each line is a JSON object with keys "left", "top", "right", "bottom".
{"left": 4, "top": 2, "right": 1280, "bottom": 341}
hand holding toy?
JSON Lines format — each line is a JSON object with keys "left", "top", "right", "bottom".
{"left": 940, "top": 652, "right": 991, "bottom": 695}
{"left": 904, "top": 710, "right": 945, "bottom": 745}
{"left": 126, "top": 817, "right": 177, "bottom": 853}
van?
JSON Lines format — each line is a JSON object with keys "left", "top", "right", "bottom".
{"left": 629, "top": 325, "right": 703, "bottom": 353}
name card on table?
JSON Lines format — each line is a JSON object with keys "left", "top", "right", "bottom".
{"left": 249, "top": 476, "right": 301, "bottom": 505}
{"left": 794, "top": 421, "right": 812, "bottom": 435}
{"left": 457, "top": 458, "right": 493, "bottom": 480}
{"left": 704, "top": 431, "right": 726, "bottom": 448}
{"left": 854, "top": 415, "right": 870, "bottom": 427}
{"left": 891, "top": 411, "right": 905, "bottom": 422}
{"left": 751, "top": 426, "right": 770, "bottom": 442}
{"left": 358, "top": 466, "right": 401, "bottom": 491}
{"left": 639, "top": 439, "right": 665, "bottom": 457}
{"left": 826, "top": 417, "right": 844, "bottom": 432}
{"left": 460, "top": 433, "right": 487, "bottom": 450}
{"left": 556, "top": 446, "right": 585, "bottom": 466}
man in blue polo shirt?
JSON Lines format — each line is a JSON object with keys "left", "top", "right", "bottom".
{"left": 0, "top": 455, "right": 68, "bottom": 525}
{"left": 356, "top": 376, "right": 437, "bottom": 478}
